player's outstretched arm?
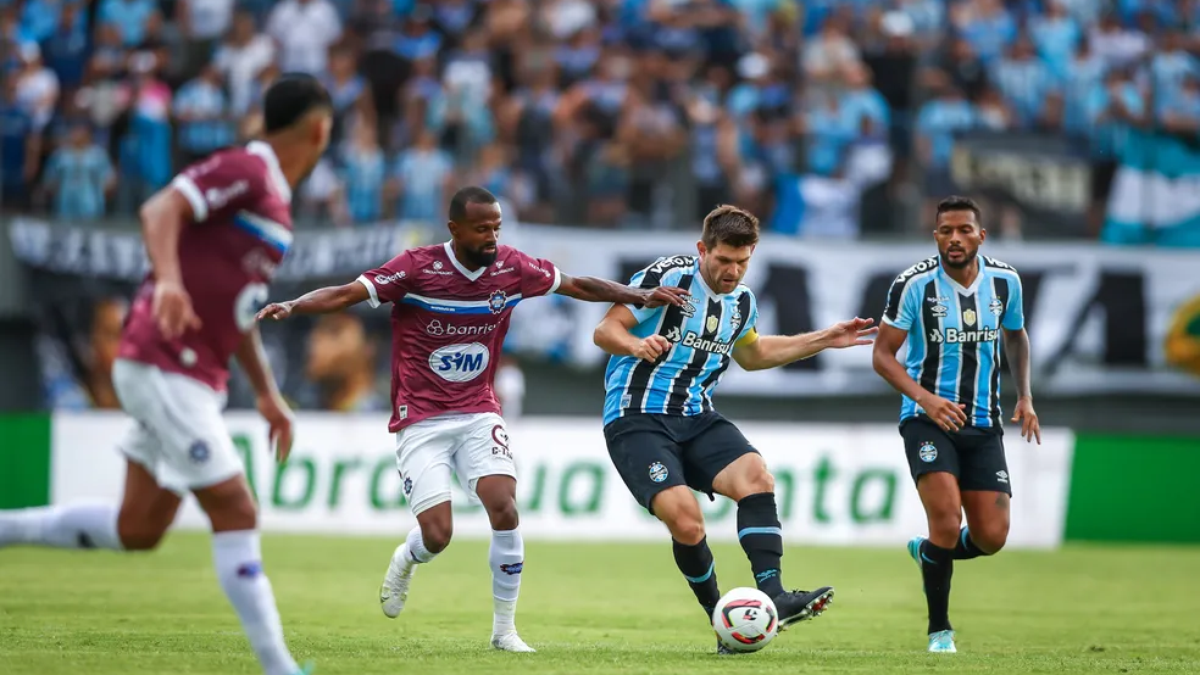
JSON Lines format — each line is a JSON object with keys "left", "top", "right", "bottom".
{"left": 140, "top": 187, "right": 202, "bottom": 339}
{"left": 593, "top": 304, "right": 672, "bottom": 362}
{"left": 556, "top": 274, "right": 690, "bottom": 308}
{"left": 256, "top": 281, "right": 370, "bottom": 322}
{"left": 733, "top": 318, "right": 878, "bottom": 371}
{"left": 235, "top": 325, "right": 294, "bottom": 462}
{"left": 1002, "top": 327, "right": 1040, "bottom": 444}
{"left": 872, "top": 322, "right": 968, "bottom": 433}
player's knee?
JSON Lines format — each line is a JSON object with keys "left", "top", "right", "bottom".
{"left": 421, "top": 519, "right": 453, "bottom": 554}
{"left": 974, "top": 521, "right": 1009, "bottom": 554}
{"left": 664, "top": 512, "right": 706, "bottom": 545}
{"left": 485, "top": 497, "right": 519, "bottom": 531}
{"left": 117, "top": 518, "right": 168, "bottom": 551}
{"left": 927, "top": 510, "right": 963, "bottom": 546}
{"left": 747, "top": 467, "right": 774, "bottom": 495}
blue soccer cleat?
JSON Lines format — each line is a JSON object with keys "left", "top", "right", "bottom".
{"left": 295, "top": 662, "right": 316, "bottom": 675}
{"left": 928, "top": 629, "right": 957, "bottom": 653}
{"left": 907, "top": 535, "right": 927, "bottom": 571}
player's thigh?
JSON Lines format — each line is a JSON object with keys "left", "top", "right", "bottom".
{"left": 682, "top": 414, "right": 763, "bottom": 501}
{"left": 395, "top": 418, "right": 457, "bottom": 517}
{"left": 452, "top": 413, "right": 518, "bottom": 500}
{"left": 111, "top": 359, "right": 243, "bottom": 496}
{"left": 116, "top": 458, "right": 182, "bottom": 548}
{"left": 603, "top": 415, "right": 688, "bottom": 515}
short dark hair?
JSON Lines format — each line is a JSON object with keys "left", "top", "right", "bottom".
{"left": 935, "top": 195, "right": 982, "bottom": 224}
{"left": 263, "top": 73, "right": 332, "bottom": 133}
{"left": 449, "top": 186, "right": 499, "bottom": 222}
{"left": 702, "top": 204, "right": 759, "bottom": 249}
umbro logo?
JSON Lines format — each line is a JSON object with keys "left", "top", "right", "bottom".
{"left": 996, "top": 470, "right": 1009, "bottom": 484}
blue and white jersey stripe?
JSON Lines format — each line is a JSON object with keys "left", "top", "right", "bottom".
{"left": 882, "top": 255, "right": 1025, "bottom": 428}
{"left": 233, "top": 211, "right": 293, "bottom": 254}
{"left": 603, "top": 256, "right": 758, "bottom": 425}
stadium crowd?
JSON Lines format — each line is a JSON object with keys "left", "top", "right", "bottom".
{"left": 2, "top": 0, "right": 1199, "bottom": 235}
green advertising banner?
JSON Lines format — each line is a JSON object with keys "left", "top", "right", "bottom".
{"left": 0, "top": 414, "right": 51, "bottom": 509}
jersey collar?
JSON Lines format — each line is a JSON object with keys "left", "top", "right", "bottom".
{"left": 443, "top": 241, "right": 487, "bottom": 282}
{"left": 938, "top": 256, "right": 985, "bottom": 296}
{"left": 247, "top": 141, "right": 292, "bottom": 204}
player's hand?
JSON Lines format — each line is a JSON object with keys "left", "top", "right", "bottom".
{"left": 152, "top": 280, "right": 201, "bottom": 340}
{"left": 825, "top": 317, "right": 879, "bottom": 348}
{"left": 257, "top": 395, "right": 295, "bottom": 463}
{"left": 631, "top": 335, "right": 672, "bottom": 362}
{"left": 256, "top": 302, "right": 294, "bottom": 322}
{"left": 641, "top": 286, "right": 691, "bottom": 309}
{"left": 921, "top": 394, "right": 969, "bottom": 433}
{"left": 1012, "top": 396, "right": 1041, "bottom": 445}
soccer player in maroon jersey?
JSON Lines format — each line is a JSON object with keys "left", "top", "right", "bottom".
{"left": 0, "top": 74, "right": 333, "bottom": 675}
{"left": 257, "top": 186, "right": 688, "bottom": 652}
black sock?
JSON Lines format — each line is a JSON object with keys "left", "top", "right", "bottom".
{"left": 920, "top": 540, "right": 954, "bottom": 634}
{"left": 736, "top": 492, "right": 786, "bottom": 598}
{"left": 952, "top": 527, "right": 989, "bottom": 560}
{"left": 672, "top": 537, "right": 721, "bottom": 619}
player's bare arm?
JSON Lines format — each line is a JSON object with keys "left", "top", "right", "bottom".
{"left": 593, "top": 304, "right": 672, "bottom": 362}
{"left": 140, "top": 186, "right": 202, "bottom": 339}
{"left": 1002, "top": 326, "right": 1040, "bottom": 444}
{"left": 256, "top": 281, "right": 371, "bottom": 321}
{"left": 873, "top": 322, "right": 968, "bottom": 433}
{"left": 556, "top": 274, "right": 690, "bottom": 308}
{"left": 235, "top": 326, "right": 295, "bottom": 462}
{"left": 732, "top": 318, "right": 878, "bottom": 371}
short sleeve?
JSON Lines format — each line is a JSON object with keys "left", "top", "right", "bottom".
{"left": 171, "top": 151, "right": 265, "bottom": 224}
{"left": 515, "top": 251, "right": 561, "bottom": 299}
{"left": 357, "top": 251, "right": 416, "bottom": 309}
{"left": 1002, "top": 274, "right": 1025, "bottom": 331}
{"left": 734, "top": 290, "right": 759, "bottom": 345}
{"left": 882, "top": 275, "right": 920, "bottom": 332}
{"left": 623, "top": 258, "right": 684, "bottom": 324}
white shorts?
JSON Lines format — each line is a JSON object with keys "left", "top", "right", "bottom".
{"left": 111, "top": 359, "right": 244, "bottom": 494}
{"left": 395, "top": 412, "right": 516, "bottom": 515}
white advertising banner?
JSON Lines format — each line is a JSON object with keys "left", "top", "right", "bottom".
{"left": 50, "top": 413, "right": 1074, "bottom": 549}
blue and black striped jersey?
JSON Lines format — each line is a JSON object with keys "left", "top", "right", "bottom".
{"left": 603, "top": 256, "right": 759, "bottom": 425}
{"left": 882, "top": 255, "right": 1025, "bottom": 428}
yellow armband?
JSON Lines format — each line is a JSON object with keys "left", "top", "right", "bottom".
{"left": 734, "top": 328, "right": 759, "bottom": 348}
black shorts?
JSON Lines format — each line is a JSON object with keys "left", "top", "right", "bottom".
{"left": 900, "top": 416, "right": 1012, "bottom": 495}
{"left": 603, "top": 412, "right": 759, "bottom": 513}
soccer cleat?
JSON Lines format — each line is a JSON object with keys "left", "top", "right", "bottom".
{"left": 773, "top": 586, "right": 835, "bottom": 629}
{"left": 379, "top": 544, "right": 417, "bottom": 618}
{"left": 908, "top": 535, "right": 927, "bottom": 571}
{"left": 293, "top": 661, "right": 316, "bottom": 674}
{"left": 928, "top": 629, "right": 957, "bottom": 653}
{"left": 491, "top": 632, "right": 536, "bottom": 653}
{"left": 716, "top": 638, "right": 737, "bottom": 655}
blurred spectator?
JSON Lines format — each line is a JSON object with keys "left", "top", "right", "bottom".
{"left": 175, "top": 0, "right": 236, "bottom": 81}
{"left": 15, "top": 42, "right": 59, "bottom": 132}
{"left": 173, "top": 63, "right": 235, "bottom": 165}
{"left": 98, "top": 0, "right": 160, "bottom": 48}
{"left": 336, "top": 119, "right": 388, "bottom": 225}
{"left": 1, "top": 76, "right": 40, "bottom": 211}
{"left": 389, "top": 128, "right": 453, "bottom": 222}
{"left": 212, "top": 9, "right": 275, "bottom": 117}
{"left": 266, "top": 0, "right": 343, "bottom": 75}
{"left": 41, "top": 123, "right": 114, "bottom": 219}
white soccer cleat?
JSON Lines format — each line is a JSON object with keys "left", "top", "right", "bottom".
{"left": 379, "top": 544, "right": 417, "bottom": 619}
{"left": 491, "top": 632, "right": 536, "bottom": 653}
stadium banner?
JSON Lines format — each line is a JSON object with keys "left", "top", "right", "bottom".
{"left": 47, "top": 412, "right": 1075, "bottom": 549}
{"left": 9, "top": 219, "right": 1200, "bottom": 405}
{"left": 1103, "top": 129, "right": 1200, "bottom": 248}
{"left": 949, "top": 131, "right": 1092, "bottom": 238}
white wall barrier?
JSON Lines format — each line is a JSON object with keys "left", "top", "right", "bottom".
{"left": 51, "top": 413, "right": 1074, "bottom": 549}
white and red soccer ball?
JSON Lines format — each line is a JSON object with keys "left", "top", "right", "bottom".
{"left": 712, "top": 587, "right": 779, "bottom": 653}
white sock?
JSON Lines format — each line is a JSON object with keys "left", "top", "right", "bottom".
{"left": 404, "top": 526, "right": 437, "bottom": 564}
{"left": 0, "top": 503, "right": 123, "bottom": 550}
{"left": 489, "top": 528, "right": 524, "bottom": 636}
{"left": 212, "top": 530, "right": 299, "bottom": 675}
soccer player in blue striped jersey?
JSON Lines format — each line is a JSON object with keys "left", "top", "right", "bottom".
{"left": 872, "top": 196, "right": 1042, "bottom": 655}
{"left": 594, "top": 205, "right": 878, "bottom": 653}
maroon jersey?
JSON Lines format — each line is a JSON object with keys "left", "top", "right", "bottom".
{"left": 118, "top": 141, "right": 294, "bottom": 391}
{"left": 358, "top": 242, "right": 561, "bottom": 432}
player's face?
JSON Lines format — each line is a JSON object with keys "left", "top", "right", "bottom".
{"left": 450, "top": 202, "right": 502, "bottom": 268}
{"left": 934, "top": 209, "right": 985, "bottom": 269}
{"left": 698, "top": 241, "right": 754, "bottom": 294}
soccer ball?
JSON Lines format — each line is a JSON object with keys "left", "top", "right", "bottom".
{"left": 712, "top": 587, "right": 779, "bottom": 653}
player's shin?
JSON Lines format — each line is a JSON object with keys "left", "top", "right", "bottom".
{"left": 489, "top": 528, "right": 524, "bottom": 636}
{"left": 0, "top": 503, "right": 123, "bottom": 550}
{"left": 672, "top": 536, "right": 722, "bottom": 619}
{"left": 736, "top": 493, "right": 786, "bottom": 598}
{"left": 920, "top": 540, "right": 955, "bottom": 634}
{"left": 212, "top": 530, "right": 301, "bottom": 675}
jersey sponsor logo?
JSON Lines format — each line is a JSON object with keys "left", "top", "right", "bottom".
{"left": 527, "top": 262, "right": 552, "bottom": 278}
{"left": 928, "top": 327, "right": 999, "bottom": 344}
{"left": 205, "top": 180, "right": 250, "bottom": 210}
{"left": 423, "top": 267, "right": 453, "bottom": 275}
{"left": 894, "top": 256, "right": 939, "bottom": 284}
{"left": 648, "top": 255, "right": 692, "bottom": 275}
{"left": 375, "top": 271, "right": 406, "bottom": 285}
{"left": 490, "top": 265, "right": 515, "bottom": 276}
{"left": 425, "top": 319, "right": 498, "bottom": 337}
{"left": 665, "top": 326, "right": 683, "bottom": 343}
{"left": 491, "top": 425, "right": 512, "bottom": 460}
{"left": 234, "top": 282, "right": 270, "bottom": 332}
{"left": 681, "top": 330, "right": 733, "bottom": 355}
{"left": 429, "top": 342, "right": 490, "bottom": 382}
{"left": 488, "top": 290, "right": 508, "bottom": 314}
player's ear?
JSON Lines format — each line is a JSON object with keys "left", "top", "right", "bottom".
{"left": 696, "top": 240, "right": 706, "bottom": 257}
{"left": 979, "top": 227, "right": 987, "bottom": 244}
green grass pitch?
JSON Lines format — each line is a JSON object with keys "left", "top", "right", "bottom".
{"left": 2, "top": 534, "right": 1199, "bottom": 674}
